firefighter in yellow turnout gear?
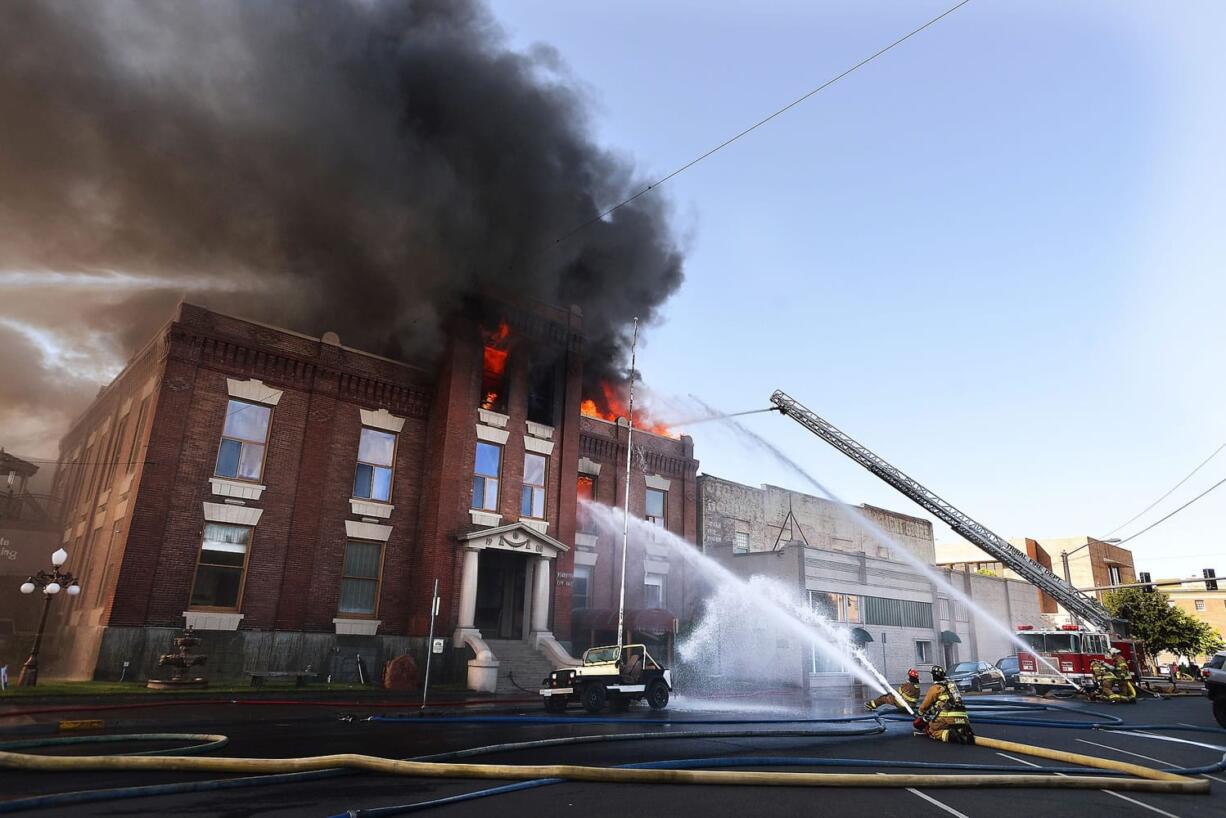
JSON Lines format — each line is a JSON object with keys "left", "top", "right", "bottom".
{"left": 1089, "top": 659, "right": 1124, "bottom": 702}
{"left": 1111, "top": 650, "right": 1137, "bottom": 703}
{"left": 916, "top": 665, "right": 975, "bottom": 744}
{"left": 864, "top": 668, "right": 922, "bottom": 712}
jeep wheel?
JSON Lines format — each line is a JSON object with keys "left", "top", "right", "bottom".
{"left": 1214, "top": 696, "right": 1226, "bottom": 729}
{"left": 646, "top": 679, "right": 670, "bottom": 710}
{"left": 581, "top": 683, "right": 607, "bottom": 714}
{"left": 544, "top": 695, "right": 566, "bottom": 714}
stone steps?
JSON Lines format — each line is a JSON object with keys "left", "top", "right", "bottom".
{"left": 484, "top": 639, "right": 556, "bottom": 695}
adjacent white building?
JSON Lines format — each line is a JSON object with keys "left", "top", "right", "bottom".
{"left": 699, "top": 476, "right": 1043, "bottom": 690}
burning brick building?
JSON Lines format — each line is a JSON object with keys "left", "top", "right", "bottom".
{"left": 43, "top": 301, "right": 697, "bottom": 690}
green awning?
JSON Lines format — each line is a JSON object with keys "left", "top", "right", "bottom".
{"left": 850, "top": 627, "right": 874, "bottom": 645}
{"left": 940, "top": 630, "right": 962, "bottom": 645}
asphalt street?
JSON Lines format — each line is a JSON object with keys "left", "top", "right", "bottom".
{"left": 0, "top": 693, "right": 1221, "bottom": 817}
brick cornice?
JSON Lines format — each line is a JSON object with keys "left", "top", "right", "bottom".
{"left": 579, "top": 433, "right": 698, "bottom": 478}
{"left": 166, "top": 325, "right": 434, "bottom": 419}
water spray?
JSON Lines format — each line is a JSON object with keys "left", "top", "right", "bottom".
{"left": 690, "top": 395, "right": 1086, "bottom": 693}
{"left": 583, "top": 501, "right": 898, "bottom": 703}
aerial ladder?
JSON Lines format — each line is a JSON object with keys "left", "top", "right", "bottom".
{"left": 769, "top": 389, "right": 1115, "bottom": 633}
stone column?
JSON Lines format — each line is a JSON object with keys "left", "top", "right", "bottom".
{"left": 457, "top": 547, "right": 480, "bottom": 630}
{"left": 531, "top": 554, "right": 551, "bottom": 633}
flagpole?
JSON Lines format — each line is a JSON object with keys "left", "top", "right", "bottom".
{"left": 615, "top": 317, "right": 639, "bottom": 652}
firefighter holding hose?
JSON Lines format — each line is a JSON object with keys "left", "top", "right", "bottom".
{"left": 864, "top": 668, "right": 921, "bottom": 712}
{"left": 914, "top": 665, "right": 975, "bottom": 744}
{"left": 1111, "top": 649, "right": 1137, "bottom": 703}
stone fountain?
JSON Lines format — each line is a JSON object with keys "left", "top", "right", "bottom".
{"left": 146, "top": 626, "right": 208, "bottom": 689}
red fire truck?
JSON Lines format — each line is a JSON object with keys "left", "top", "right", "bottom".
{"left": 1016, "top": 624, "right": 1143, "bottom": 694}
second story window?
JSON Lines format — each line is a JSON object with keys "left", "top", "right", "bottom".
{"left": 577, "top": 475, "right": 596, "bottom": 533}
{"left": 214, "top": 399, "right": 272, "bottom": 481}
{"left": 353, "top": 428, "right": 396, "bottom": 502}
{"left": 471, "top": 442, "right": 501, "bottom": 511}
{"left": 521, "top": 453, "right": 546, "bottom": 518}
{"left": 645, "top": 488, "right": 666, "bottom": 529}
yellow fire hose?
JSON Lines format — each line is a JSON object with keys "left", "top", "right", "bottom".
{"left": 0, "top": 734, "right": 1208, "bottom": 794}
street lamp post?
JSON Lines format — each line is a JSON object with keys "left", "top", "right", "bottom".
{"left": 17, "top": 547, "right": 81, "bottom": 687}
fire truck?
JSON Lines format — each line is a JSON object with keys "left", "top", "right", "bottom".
{"left": 1015, "top": 624, "right": 1143, "bottom": 694}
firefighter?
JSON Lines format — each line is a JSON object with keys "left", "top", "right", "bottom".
{"left": 1111, "top": 649, "right": 1137, "bottom": 703}
{"left": 864, "top": 668, "right": 921, "bottom": 712}
{"left": 1090, "top": 658, "right": 1124, "bottom": 703}
{"left": 916, "top": 665, "right": 974, "bottom": 744}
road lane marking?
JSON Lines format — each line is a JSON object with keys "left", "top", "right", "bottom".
{"left": 874, "top": 771, "right": 970, "bottom": 817}
{"left": 1076, "top": 735, "right": 1226, "bottom": 782}
{"left": 996, "top": 751, "right": 1184, "bottom": 818}
{"left": 1076, "top": 738, "right": 1173, "bottom": 766}
{"left": 904, "top": 787, "right": 972, "bottom": 818}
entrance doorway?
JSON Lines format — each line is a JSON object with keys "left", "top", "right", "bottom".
{"left": 474, "top": 550, "right": 528, "bottom": 639}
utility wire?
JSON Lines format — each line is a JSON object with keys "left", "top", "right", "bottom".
{"left": 544, "top": 0, "right": 975, "bottom": 253}
{"left": 1103, "top": 441, "right": 1226, "bottom": 537}
{"left": 1113, "top": 474, "right": 1226, "bottom": 547}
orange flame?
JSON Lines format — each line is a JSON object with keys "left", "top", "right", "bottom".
{"left": 481, "top": 321, "right": 510, "bottom": 411}
{"left": 581, "top": 380, "right": 675, "bottom": 437}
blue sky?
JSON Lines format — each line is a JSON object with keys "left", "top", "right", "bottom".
{"left": 489, "top": 0, "right": 1226, "bottom": 580}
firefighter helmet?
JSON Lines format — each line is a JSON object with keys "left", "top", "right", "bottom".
{"left": 930, "top": 665, "right": 947, "bottom": 681}
{"left": 907, "top": 668, "right": 920, "bottom": 682}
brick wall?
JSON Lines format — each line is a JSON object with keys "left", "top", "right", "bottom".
{"left": 42, "top": 298, "right": 621, "bottom": 679}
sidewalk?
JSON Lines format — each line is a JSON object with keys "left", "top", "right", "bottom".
{"left": 0, "top": 684, "right": 541, "bottom": 735}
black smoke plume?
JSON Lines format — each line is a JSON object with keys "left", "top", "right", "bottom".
{"left": 0, "top": 0, "right": 684, "bottom": 455}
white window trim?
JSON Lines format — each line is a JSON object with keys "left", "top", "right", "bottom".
{"left": 644, "top": 474, "right": 671, "bottom": 491}
{"left": 183, "top": 611, "right": 245, "bottom": 631}
{"left": 345, "top": 519, "right": 392, "bottom": 542}
{"left": 523, "top": 435, "right": 555, "bottom": 456}
{"left": 574, "top": 549, "right": 598, "bottom": 566}
{"left": 476, "top": 424, "right": 510, "bottom": 445}
{"left": 333, "top": 617, "right": 382, "bottom": 636}
{"left": 359, "top": 408, "right": 405, "bottom": 434}
{"left": 350, "top": 499, "right": 394, "bottom": 519}
{"left": 210, "top": 477, "right": 266, "bottom": 501}
{"left": 578, "top": 457, "right": 602, "bottom": 477}
{"left": 644, "top": 558, "right": 670, "bottom": 575}
{"left": 478, "top": 408, "right": 509, "bottom": 429}
{"left": 202, "top": 502, "right": 263, "bottom": 526}
{"left": 226, "top": 378, "right": 283, "bottom": 406}
{"left": 521, "top": 518, "right": 550, "bottom": 535}
{"left": 469, "top": 510, "right": 502, "bottom": 527}
{"left": 525, "top": 420, "right": 554, "bottom": 440}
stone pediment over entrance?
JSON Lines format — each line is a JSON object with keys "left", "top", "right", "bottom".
{"left": 458, "top": 521, "right": 569, "bottom": 559}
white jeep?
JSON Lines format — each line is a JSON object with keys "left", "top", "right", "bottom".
{"left": 541, "top": 643, "right": 672, "bottom": 713}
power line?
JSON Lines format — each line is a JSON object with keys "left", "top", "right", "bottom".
{"left": 1114, "top": 474, "right": 1226, "bottom": 547}
{"left": 1104, "top": 441, "right": 1226, "bottom": 538}
{"left": 544, "top": 0, "right": 975, "bottom": 254}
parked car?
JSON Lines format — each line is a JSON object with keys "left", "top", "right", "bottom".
{"left": 1203, "top": 650, "right": 1226, "bottom": 728}
{"left": 948, "top": 660, "right": 1006, "bottom": 692}
{"left": 995, "top": 655, "right": 1020, "bottom": 689}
